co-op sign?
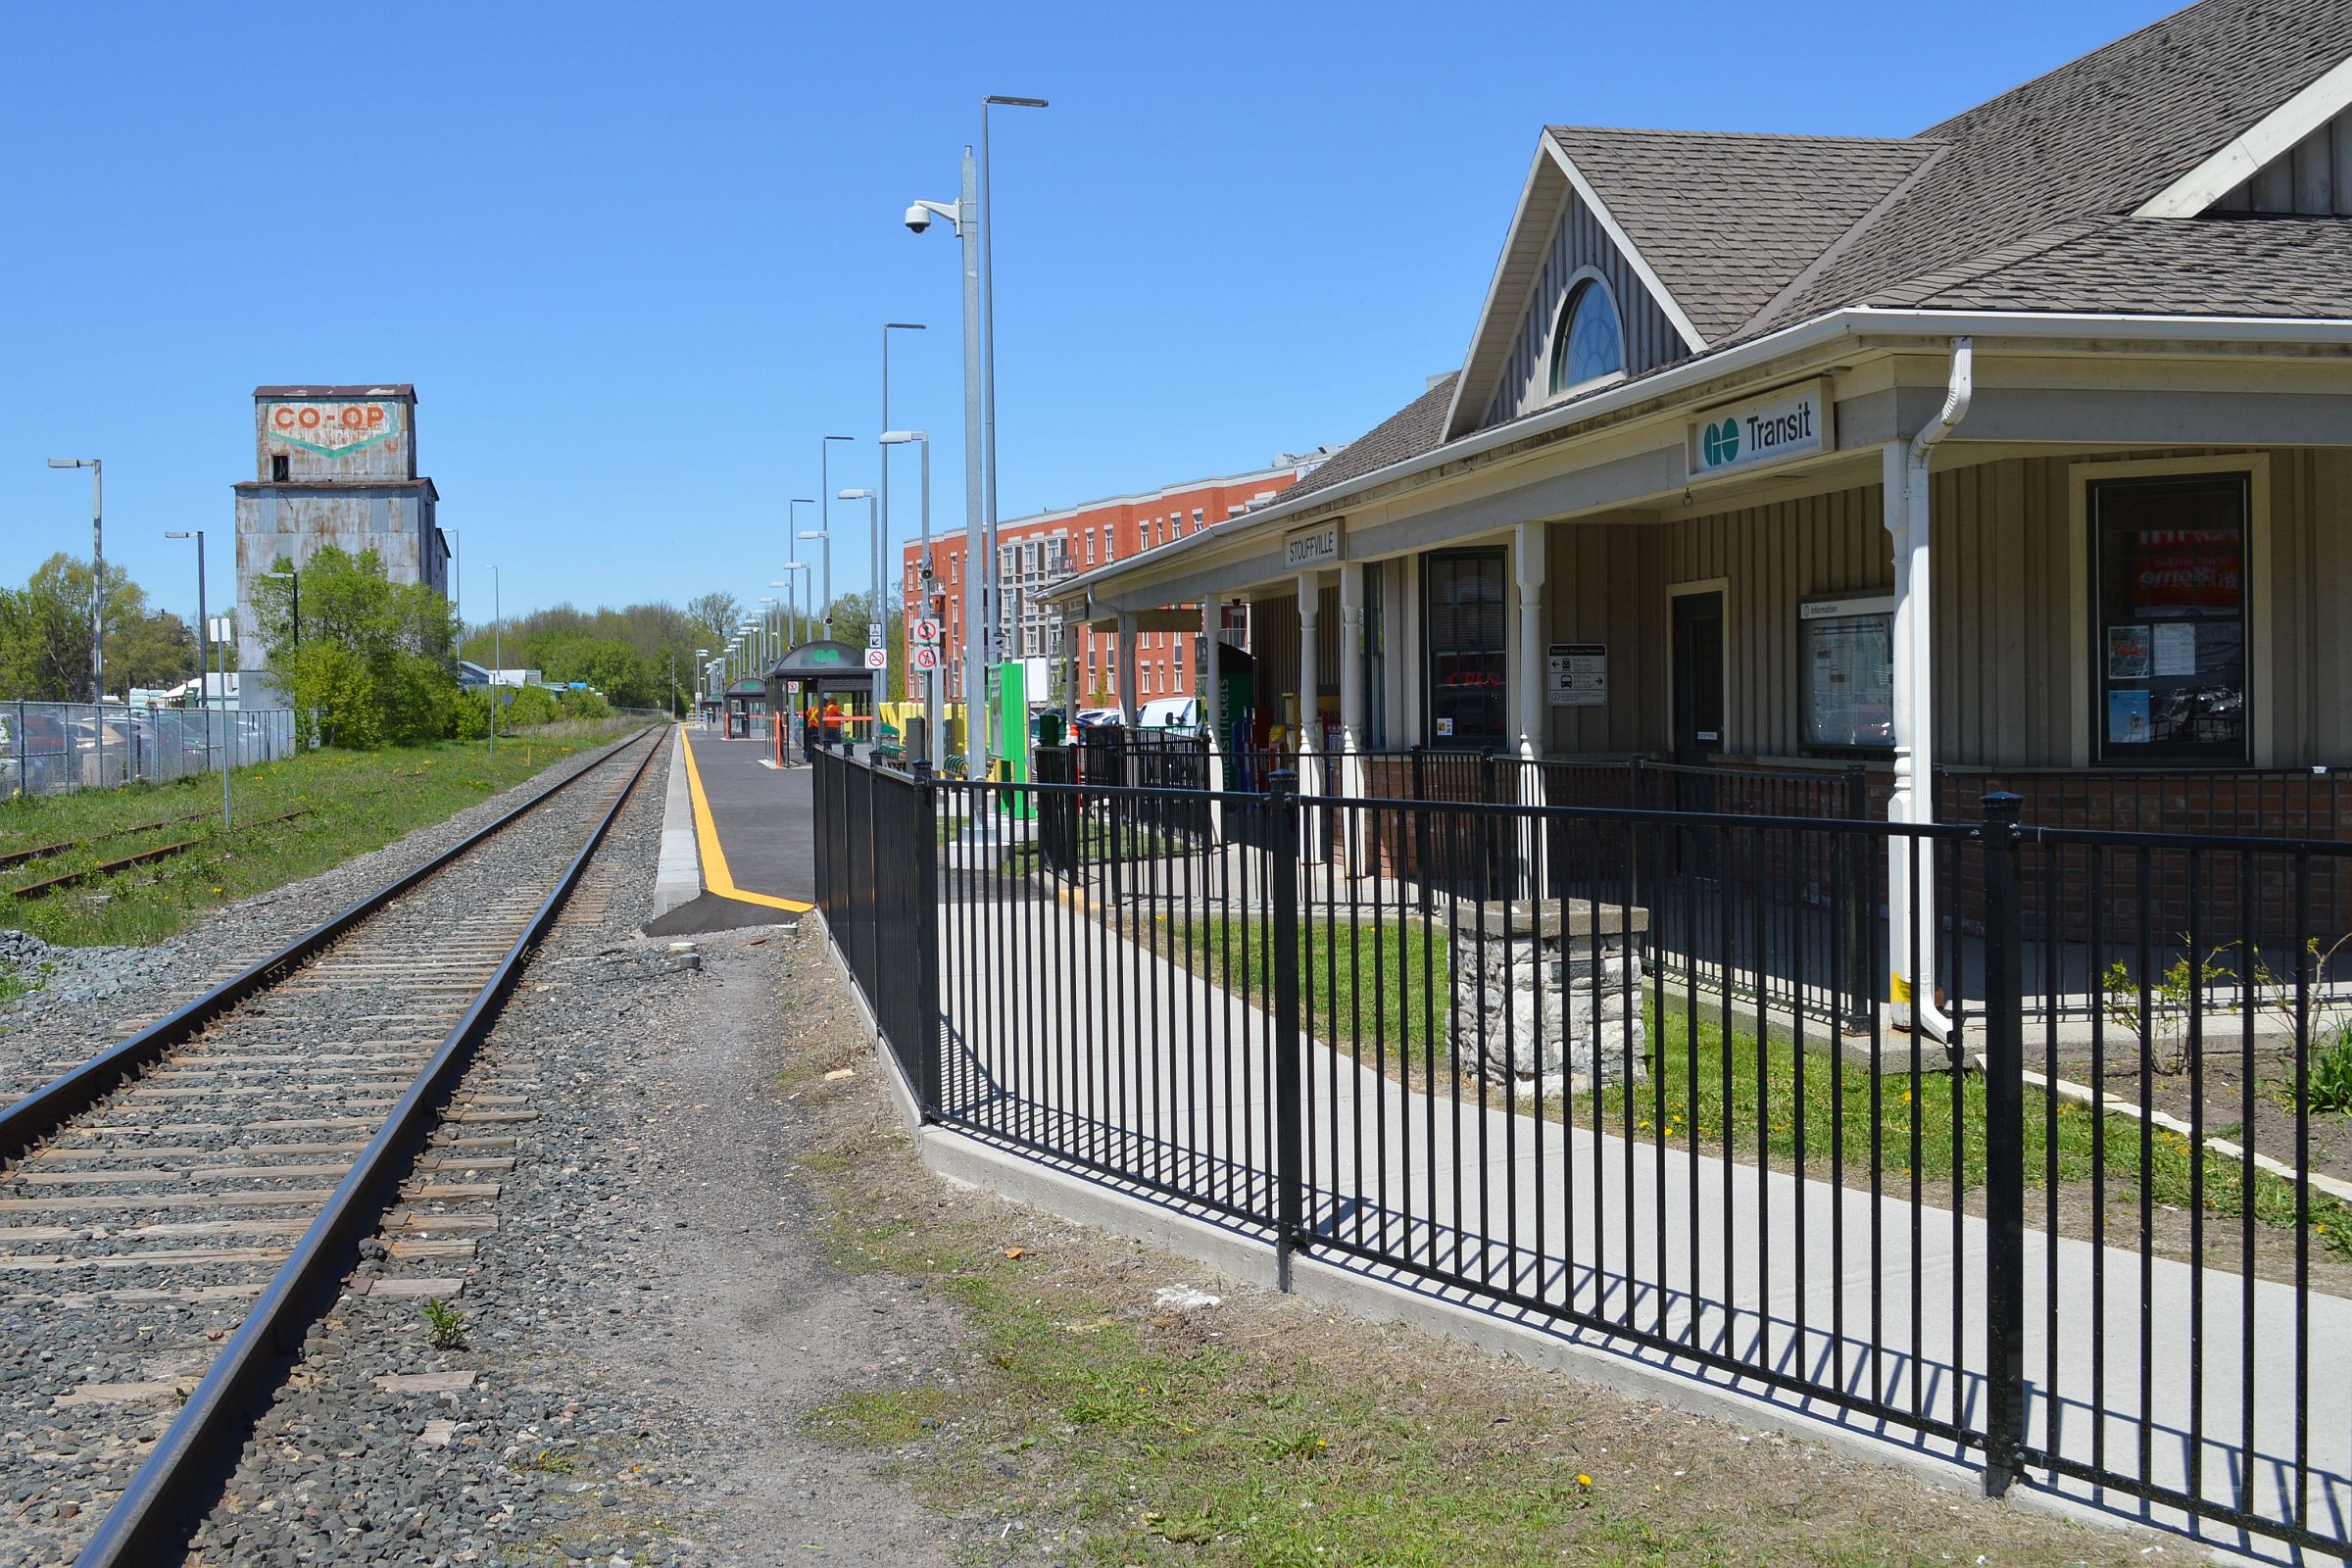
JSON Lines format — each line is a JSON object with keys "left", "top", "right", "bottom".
{"left": 264, "top": 398, "right": 404, "bottom": 457}
{"left": 1687, "top": 379, "right": 1835, "bottom": 481}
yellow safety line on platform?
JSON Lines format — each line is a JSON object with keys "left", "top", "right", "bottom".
{"left": 677, "top": 726, "right": 814, "bottom": 913}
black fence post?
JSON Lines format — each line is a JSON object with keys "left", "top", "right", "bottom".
{"left": 911, "top": 760, "right": 942, "bottom": 1121}
{"left": 1980, "top": 789, "right": 2027, "bottom": 1496}
{"left": 1269, "top": 767, "right": 1304, "bottom": 1290}
{"left": 1842, "top": 763, "right": 1873, "bottom": 1034}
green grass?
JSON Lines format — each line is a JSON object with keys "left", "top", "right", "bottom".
{"left": 0, "top": 726, "right": 639, "bottom": 948}
{"left": 1149, "top": 913, "right": 2350, "bottom": 1260}
{"left": 783, "top": 1013, "right": 2151, "bottom": 1568}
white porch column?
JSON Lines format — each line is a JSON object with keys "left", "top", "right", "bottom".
{"left": 1514, "top": 521, "right": 1549, "bottom": 898}
{"left": 1338, "top": 562, "right": 1367, "bottom": 876}
{"left": 1297, "top": 570, "right": 1324, "bottom": 863}
{"left": 1116, "top": 612, "right": 1140, "bottom": 728}
{"left": 1884, "top": 439, "right": 1940, "bottom": 1036}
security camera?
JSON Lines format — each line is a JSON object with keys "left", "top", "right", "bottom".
{"left": 904, "top": 203, "right": 932, "bottom": 234}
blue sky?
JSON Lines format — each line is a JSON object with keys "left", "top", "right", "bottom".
{"left": 1, "top": 0, "right": 2171, "bottom": 630}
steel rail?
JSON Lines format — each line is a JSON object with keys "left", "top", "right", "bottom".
{"left": 68, "top": 727, "right": 661, "bottom": 1567}
{"left": 0, "top": 727, "right": 654, "bottom": 1161}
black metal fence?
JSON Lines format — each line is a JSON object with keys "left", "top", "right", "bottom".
{"left": 813, "top": 747, "right": 2352, "bottom": 1559}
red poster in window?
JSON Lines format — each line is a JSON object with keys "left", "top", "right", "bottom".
{"left": 2129, "top": 530, "right": 2240, "bottom": 612}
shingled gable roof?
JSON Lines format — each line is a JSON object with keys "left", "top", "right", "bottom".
{"left": 1282, "top": 373, "right": 1458, "bottom": 504}
{"left": 1544, "top": 128, "right": 1939, "bottom": 345}
{"left": 1759, "top": 0, "right": 2352, "bottom": 330}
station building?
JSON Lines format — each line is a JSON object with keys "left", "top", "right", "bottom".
{"left": 234, "top": 383, "right": 449, "bottom": 700}
{"left": 1049, "top": 0, "right": 2352, "bottom": 808}
{"left": 900, "top": 459, "right": 1322, "bottom": 706}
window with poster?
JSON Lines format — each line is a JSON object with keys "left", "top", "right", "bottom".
{"left": 1423, "top": 548, "right": 1507, "bottom": 748}
{"left": 1798, "top": 594, "right": 1894, "bottom": 750}
{"left": 2091, "top": 473, "right": 2249, "bottom": 762}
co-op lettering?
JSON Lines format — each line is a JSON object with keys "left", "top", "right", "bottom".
{"left": 271, "top": 404, "right": 388, "bottom": 431}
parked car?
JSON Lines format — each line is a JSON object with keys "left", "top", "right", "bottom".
{"left": 1134, "top": 696, "right": 1202, "bottom": 734}
{"left": 1071, "top": 708, "right": 1121, "bottom": 728}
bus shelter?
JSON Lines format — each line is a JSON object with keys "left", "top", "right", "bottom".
{"left": 767, "top": 641, "right": 878, "bottom": 756}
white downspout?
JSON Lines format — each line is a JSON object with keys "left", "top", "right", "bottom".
{"left": 1338, "top": 563, "right": 1366, "bottom": 876}
{"left": 1885, "top": 336, "right": 1971, "bottom": 1042}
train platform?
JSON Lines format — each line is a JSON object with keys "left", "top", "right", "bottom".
{"left": 646, "top": 724, "right": 815, "bottom": 935}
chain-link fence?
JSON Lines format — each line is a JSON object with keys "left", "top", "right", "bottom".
{"left": 1, "top": 702, "right": 297, "bottom": 800}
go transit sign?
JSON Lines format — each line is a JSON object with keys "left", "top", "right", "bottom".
{"left": 1687, "top": 379, "right": 1834, "bottom": 481}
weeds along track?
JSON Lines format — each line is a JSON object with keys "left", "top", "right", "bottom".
{"left": 0, "top": 725, "right": 662, "bottom": 1568}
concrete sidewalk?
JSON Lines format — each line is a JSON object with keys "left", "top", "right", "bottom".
{"left": 919, "top": 877, "right": 2352, "bottom": 1560}
{"left": 645, "top": 724, "right": 813, "bottom": 935}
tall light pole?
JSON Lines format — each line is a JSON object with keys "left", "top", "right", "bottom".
{"left": 821, "top": 435, "right": 853, "bottom": 637}
{"left": 45, "top": 458, "right": 103, "bottom": 705}
{"left": 695, "top": 648, "right": 710, "bottom": 721}
{"left": 882, "top": 322, "right": 926, "bottom": 639}
{"left": 788, "top": 498, "right": 817, "bottom": 638}
{"left": 981, "top": 96, "right": 1048, "bottom": 705}
{"left": 882, "top": 430, "right": 939, "bottom": 768}
{"left": 909, "top": 95, "right": 1045, "bottom": 783}
{"left": 167, "top": 530, "right": 231, "bottom": 827}
{"left": 839, "top": 487, "right": 881, "bottom": 746}
{"left": 446, "top": 527, "right": 461, "bottom": 629}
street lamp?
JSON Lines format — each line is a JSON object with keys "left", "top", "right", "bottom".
{"left": 882, "top": 321, "right": 926, "bottom": 627}
{"left": 821, "top": 435, "right": 854, "bottom": 636}
{"left": 909, "top": 94, "right": 1046, "bottom": 782}
{"left": 45, "top": 458, "right": 103, "bottom": 708}
{"left": 167, "top": 530, "right": 231, "bottom": 827}
{"left": 788, "top": 498, "right": 817, "bottom": 636}
{"left": 881, "top": 430, "right": 939, "bottom": 768}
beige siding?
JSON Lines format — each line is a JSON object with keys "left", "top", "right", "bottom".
{"left": 1663, "top": 483, "right": 1895, "bottom": 759}
{"left": 1634, "top": 447, "right": 2351, "bottom": 768}
{"left": 1543, "top": 522, "right": 1669, "bottom": 753}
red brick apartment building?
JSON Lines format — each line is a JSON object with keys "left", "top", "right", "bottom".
{"left": 901, "top": 459, "right": 1319, "bottom": 705}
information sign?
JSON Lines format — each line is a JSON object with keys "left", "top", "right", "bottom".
{"left": 912, "top": 646, "right": 940, "bottom": 671}
{"left": 863, "top": 648, "right": 888, "bottom": 669}
{"left": 911, "top": 617, "right": 942, "bottom": 645}
{"left": 1546, "top": 643, "right": 1607, "bottom": 708}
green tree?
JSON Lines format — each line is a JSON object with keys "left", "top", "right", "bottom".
{"left": 0, "top": 553, "right": 184, "bottom": 700}
{"left": 251, "top": 547, "right": 459, "bottom": 748}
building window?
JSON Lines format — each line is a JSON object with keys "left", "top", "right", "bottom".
{"left": 2092, "top": 473, "right": 2250, "bottom": 761}
{"left": 1423, "top": 548, "right": 1508, "bottom": 748}
{"left": 1102, "top": 526, "right": 1114, "bottom": 562}
{"left": 270, "top": 454, "right": 290, "bottom": 482}
{"left": 1085, "top": 532, "right": 1095, "bottom": 564}
{"left": 1547, "top": 277, "right": 1625, "bottom": 395}
{"left": 1143, "top": 665, "right": 1154, "bottom": 695}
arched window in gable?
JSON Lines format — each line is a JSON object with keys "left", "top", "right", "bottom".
{"left": 1547, "top": 275, "right": 1625, "bottom": 396}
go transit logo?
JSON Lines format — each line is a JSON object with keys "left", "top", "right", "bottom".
{"left": 1701, "top": 417, "right": 1740, "bottom": 468}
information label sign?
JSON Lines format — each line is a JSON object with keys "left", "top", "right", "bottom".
{"left": 1546, "top": 643, "right": 1607, "bottom": 707}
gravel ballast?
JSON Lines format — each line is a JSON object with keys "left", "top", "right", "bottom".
{"left": 179, "top": 740, "right": 963, "bottom": 1566}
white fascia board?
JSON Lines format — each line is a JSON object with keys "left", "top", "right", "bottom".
{"left": 2135, "top": 55, "right": 2352, "bottom": 217}
{"left": 1543, "top": 139, "right": 1710, "bottom": 356}
{"left": 1441, "top": 145, "right": 1561, "bottom": 440}
{"left": 1042, "top": 306, "right": 2352, "bottom": 609}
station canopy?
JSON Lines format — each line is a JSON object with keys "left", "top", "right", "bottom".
{"left": 767, "top": 639, "right": 875, "bottom": 691}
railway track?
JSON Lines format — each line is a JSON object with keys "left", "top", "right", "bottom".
{"left": 0, "top": 725, "right": 663, "bottom": 1568}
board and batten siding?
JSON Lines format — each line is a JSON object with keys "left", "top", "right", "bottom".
{"left": 1640, "top": 448, "right": 2351, "bottom": 768}
{"left": 1480, "top": 191, "right": 1690, "bottom": 430}
{"left": 1542, "top": 522, "right": 1670, "bottom": 754}
{"left": 2213, "top": 104, "right": 2352, "bottom": 216}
